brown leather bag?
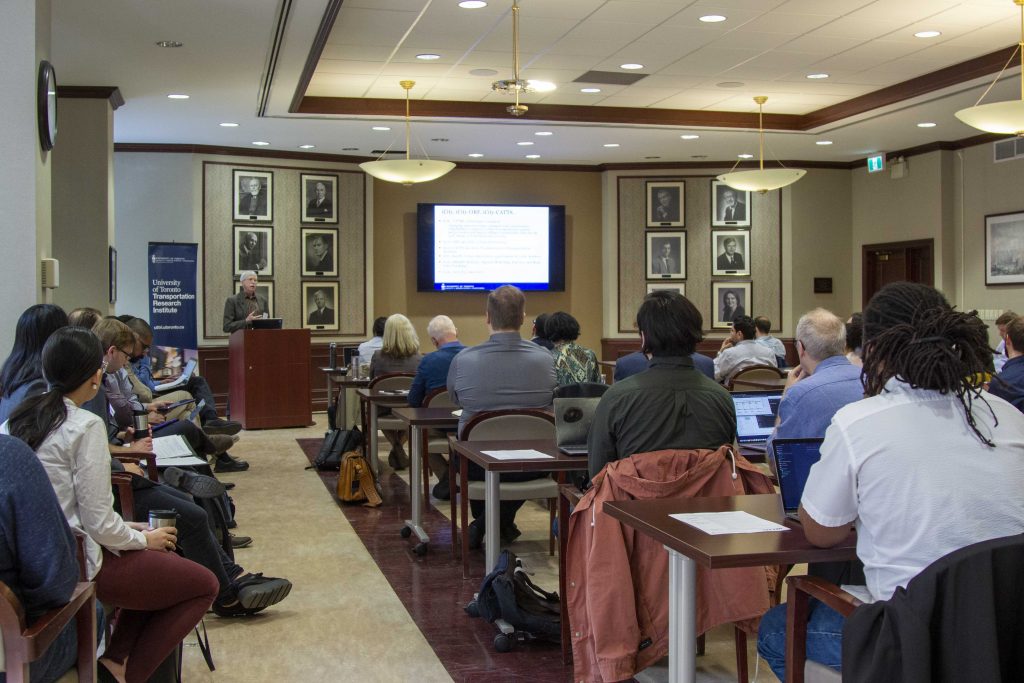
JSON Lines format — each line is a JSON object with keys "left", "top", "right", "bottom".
{"left": 336, "top": 451, "right": 382, "bottom": 507}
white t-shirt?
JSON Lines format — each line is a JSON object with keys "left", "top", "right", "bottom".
{"left": 802, "top": 378, "right": 1024, "bottom": 602}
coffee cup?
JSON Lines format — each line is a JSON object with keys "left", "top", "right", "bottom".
{"left": 148, "top": 509, "right": 178, "bottom": 529}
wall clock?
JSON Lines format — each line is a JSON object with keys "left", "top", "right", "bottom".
{"left": 37, "top": 61, "right": 57, "bottom": 151}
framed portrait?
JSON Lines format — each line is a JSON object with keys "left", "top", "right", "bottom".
{"left": 646, "top": 181, "right": 685, "bottom": 228}
{"left": 300, "top": 173, "right": 339, "bottom": 224}
{"left": 300, "top": 227, "right": 338, "bottom": 277}
{"left": 646, "top": 231, "right": 686, "bottom": 280}
{"left": 646, "top": 282, "right": 685, "bottom": 296}
{"left": 302, "top": 281, "right": 340, "bottom": 332}
{"left": 711, "top": 281, "right": 752, "bottom": 329}
{"left": 711, "top": 229, "right": 750, "bottom": 276}
{"left": 233, "top": 169, "right": 273, "bottom": 222}
{"left": 233, "top": 225, "right": 273, "bottom": 278}
{"left": 236, "top": 281, "right": 275, "bottom": 318}
{"left": 985, "top": 211, "right": 1024, "bottom": 285}
{"left": 711, "top": 181, "right": 751, "bottom": 227}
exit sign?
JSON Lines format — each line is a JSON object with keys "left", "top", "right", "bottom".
{"left": 867, "top": 154, "right": 886, "bottom": 173}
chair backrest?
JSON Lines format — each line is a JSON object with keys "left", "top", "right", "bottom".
{"left": 553, "top": 382, "right": 610, "bottom": 399}
{"left": 368, "top": 373, "right": 414, "bottom": 392}
{"left": 731, "top": 365, "right": 786, "bottom": 382}
{"left": 463, "top": 409, "right": 555, "bottom": 441}
{"left": 423, "top": 387, "right": 456, "bottom": 408}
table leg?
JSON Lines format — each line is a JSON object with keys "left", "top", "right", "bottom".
{"left": 402, "top": 425, "right": 429, "bottom": 552}
{"left": 326, "top": 375, "right": 335, "bottom": 408}
{"left": 559, "top": 488, "right": 571, "bottom": 664}
{"left": 368, "top": 404, "right": 380, "bottom": 477}
{"left": 337, "top": 385, "right": 347, "bottom": 428}
{"left": 667, "top": 547, "right": 697, "bottom": 683}
{"left": 484, "top": 470, "right": 500, "bottom": 573}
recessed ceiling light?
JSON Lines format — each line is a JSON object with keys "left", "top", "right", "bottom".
{"left": 914, "top": 30, "right": 941, "bottom": 38}
{"left": 167, "top": 94, "right": 189, "bottom": 99}
{"left": 219, "top": 122, "right": 239, "bottom": 127}
{"left": 416, "top": 53, "right": 441, "bottom": 60}
{"left": 738, "top": 153, "right": 754, "bottom": 159}
{"left": 580, "top": 87, "right": 602, "bottom": 93}
{"left": 517, "top": 141, "right": 534, "bottom": 146}
{"left": 917, "top": 122, "right": 937, "bottom": 128}
{"left": 699, "top": 15, "right": 727, "bottom": 23}
{"left": 252, "top": 141, "right": 270, "bottom": 146}
{"left": 155, "top": 40, "right": 183, "bottom": 48}
{"left": 372, "top": 126, "right": 391, "bottom": 131}
{"left": 603, "top": 143, "right": 620, "bottom": 148}
{"left": 298, "top": 144, "right": 315, "bottom": 149}
{"left": 806, "top": 73, "right": 829, "bottom": 79}
{"left": 468, "top": 153, "right": 484, "bottom": 158}
{"left": 680, "top": 134, "right": 700, "bottom": 140}
{"left": 816, "top": 140, "right": 833, "bottom": 145}
{"left": 470, "top": 68, "right": 498, "bottom": 77}
{"left": 620, "top": 63, "right": 644, "bottom": 70}
{"left": 535, "top": 131, "right": 553, "bottom": 136}
{"left": 528, "top": 80, "right": 557, "bottom": 92}
{"left": 525, "top": 154, "right": 541, "bottom": 159}
{"left": 459, "top": 1, "right": 487, "bottom": 8}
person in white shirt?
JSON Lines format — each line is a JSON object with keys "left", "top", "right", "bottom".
{"left": 756, "top": 282, "right": 1024, "bottom": 680}
{"left": 753, "top": 315, "right": 787, "bottom": 366}
{"left": 357, "top": 316, "right": 387, "bottom": 362}
{"left": 713, "top": 315, "right": 777, "bottom": 383}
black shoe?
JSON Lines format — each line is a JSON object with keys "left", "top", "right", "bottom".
{"left": 432, "top": 477, "right": 450, "bottom": 500}
{"left": 215, "top": 455, "right": 249, "bottom": 473}
{"left": 230, "top": 533, "right": 253, "bottom": 549}
{"left": 500, "top": 525, "right": 522, "bottom": 546}
{"left": 388, "top": 451, "right": 406, "bottom": 471}
{"left": 223, "top": 482, "right": 236, "bottom": 490}
{"left": 236, "top": 573, "right": 292, "bottom": 610}
{"left": 162, "top": 467, "right": 226, "bottom": 499}
{"left": 203, "top": 418, "right": 243, "bottom": 436}
{"left": 467, "top": 522, "right": 484, "bottom": 550}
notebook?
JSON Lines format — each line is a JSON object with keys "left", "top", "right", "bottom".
{"left": 154, "top": 359, "right": 197, "bottom": 392}
{"left": 731, "top": 390, "right": 784, "bottom": 449}
{"left": 554, "top": 397, "right": 599, "bottom": 456}
{"left": 771, "top": 438, "right": 824, "bottom": 521}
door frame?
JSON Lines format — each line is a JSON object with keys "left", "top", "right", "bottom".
{"left": 861, "top": 238, "right": 934, "bottom": 306}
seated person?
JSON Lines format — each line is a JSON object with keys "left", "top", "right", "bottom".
{"left": 753, "top": 315, "right": 787, "bottom": 367}
{"left": 529, "top": 313, "right": 554, "bottom": 350}
{"left": 756, "top": 283, "right": 1024, "bottom": 680}
{"left": 613, "top": 349, "right": 714, "bottom": 381}
{"left": 0, "top": 304, "right": 68, "bottom": 423}
{"left": 844, "top": 312, "right": 863, "bottom": 367}
{"left": 67, "top": 306, "right": 103, "bottom": 330}
{"left": 370, "top": 314, "right": 423, "bottom": 470}
{"left": 993, "top": 310, "right": 1017, "bottom": 373}
{"left": 358, "top": 316, "right": 387, "bottom": 364}
{"left": 988, "top": 314, "right": 1024, "bottom": 412}
{"left": 547, "top": 311, "right": 603, "bottom": 386}
{"left": 713, "top": 315, "right": 778, "bottom": 384}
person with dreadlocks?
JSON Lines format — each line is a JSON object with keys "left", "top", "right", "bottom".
{"left": 756, "top": 282, "right": 1024, "bottom": 680}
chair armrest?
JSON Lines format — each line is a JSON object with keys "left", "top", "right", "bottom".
{"left": 114, "top": 453, "right": 159, "bottom": 481}
{"left": 110, "top": 472, "right": 136, "bottom": 522}
{"left": 788, "top": 575, "right": 862, "bottom": 618}
{"left": 784, "top": 576, "right": 862, "bottom": 683}
{"left": 21, "top": 582, "right": 95, "bottom": 657}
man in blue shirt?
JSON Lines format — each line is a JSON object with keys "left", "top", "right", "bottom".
{"left": 989, "top": 315, "right": 1024, "bottom": 412}
{"left": 613, "top": 349, "right": 714, "bottom": 381}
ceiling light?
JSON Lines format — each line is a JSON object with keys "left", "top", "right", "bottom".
{"left": 580, "top": 87, "right": 602, "bottom": 93}
{"left": 219, "top": 122, "right": 239, "bottom": 127}
{"left": 372, "top": 126, "right": 391, "bottom": 131}
{"left": 604, "top": 143, "right": 620, "bottom": 147}
{"left": 528, "top": 80, "right": 556, "bottom": 92}
{"left": 359, "top": 80, "right": 455, "bottom": 186}
{"left": 917, "top": 122, "right": 937, "bottom": 128}
{"left": 737, "top": 154, "right": 754, "bottom": 159}
{"left": 468, "top": 153, "right": 484, "bottom": 158}
{"left": 252, "top": 141, "right": 270, "bottom": 146}
{"left": 517, "top": 141, "right": 534, "bottom": 146}
{"left": 956, "top": 0, "right": 1024, "bottom": 136}
{"left": 717, "top": 95, "right": 807, "bottom": 194}
{"left": 167, "top": 94, "right": 189, "bottom": 99}
{"left": 816, "top": 140, "right": 833, "bottom": 145}
{"left": 680, "top": 134, "right": 700, "bottom": 140}
{"left": 299, "top": 145, "right": 315, "bottom": 149}
{"left": 806, "top": 73, "right": 829, "bottom": 79}
{"left": 155, "top": 41, "right": 183, "bottom": 48}
{"left": 535, "top": 131, "right": 553, "bottom": 136}
{"left": 525, "top": 154, "right": 540, "bottom": 159}
{"left": 492, "top": 0, "right": 532, "bottom": 116}
{"left": 699, "top": 15, "right": 727, "bottom": 23}
{"left": 416, "top": 53, "right": 441, "bottom": 60}
{"left": 914, "top": 30, "right": 941, "bottom": 38}
{"left": 620, "top": 63, "right": 644, "bottom": 70}
{"left": 459, "top": 1, "right": 487, "bottom": 8}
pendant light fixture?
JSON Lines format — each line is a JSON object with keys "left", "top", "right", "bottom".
{"left": 359, "top": 80, "right": 455, "bottom": 186}
{"left": 717, "top": 96, "right": 806, "bottom": 194}
{"left": 491, "top": 0, "right": 531, "bottom": 116}
{"left": 955, "top": 0, "right": 1024, "bottom": 135}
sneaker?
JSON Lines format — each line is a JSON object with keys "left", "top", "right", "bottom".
{"left": 215, "top": 454, "right": 249, "bottom": 473}
{"left": 230, "top": 533, "right": 253, "bottom": 549}
{"left": 203, "top": 418, "right": 242, "bottom": 436}
{"left": 467, "top": 522, "right": 484, "bottom": 550}
{"left": 500, "top": 525, "right": 522, "bottom": 546}
{"left": 162, "top": 467, "right": 226, "bottom": 499}
{"left": 207, "top": 434, "right": 235, "bottom": 455}
{"left": 236, "top": 573, "right": 292, "bottom": 611}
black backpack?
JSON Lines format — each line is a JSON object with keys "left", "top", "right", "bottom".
{"left": 466, "top": 549, "right": 561, "bottom": 642}
{"left": 311, "top": 427, "right": 363, "bottom": 470}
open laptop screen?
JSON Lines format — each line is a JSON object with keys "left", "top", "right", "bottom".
{"left": 731, "top": 390, "right": 783, "bottom": 444}
{"left": 772, "top": 438, "right": 824, "bottom": 513}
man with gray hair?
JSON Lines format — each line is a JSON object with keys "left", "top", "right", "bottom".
{"left": 223, "top": 271, "right": 269, "bottom": 334}
{"left": 765, "top": 308, "right": 863, "bottom": 452}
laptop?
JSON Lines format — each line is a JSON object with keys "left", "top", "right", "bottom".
{"left": 770, "top": 438, "right": 824, "bottom": 521}
{"left": 554, "top": 397, "right": 599, "bottom": 456}
{"left": 731, "top": 390, "right": 784, "bottom": 450}
{"left": 154, "top": 358, "right": 197, "bottom": 392}
{"left": 251, "top": 317, "right": 283, "bottom": 330}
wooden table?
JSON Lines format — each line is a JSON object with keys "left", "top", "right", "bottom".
{"left": 356, "top": 387, "right": 410, "bottom": 476}
{"left": 391, "top": 407, "right": 459, "bottom": 555}
{"left": 449, "top": 439, "right": 589, "bottom": 574}
{"left": 603, "top": 494, "right": 856, "bottom": 683}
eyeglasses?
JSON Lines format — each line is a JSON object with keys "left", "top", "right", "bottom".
{"left": 117, "top": 347, "right": 134, "bottom": 359}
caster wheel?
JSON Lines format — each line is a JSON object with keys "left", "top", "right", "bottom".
{"left": 464, "top": 601, "right": 480, "bottom": 618}
{"left": 400, "top": 526, "right": 412, "bottom": 539}
{"left": 413, "top": 542, "right": 428, "bottom": 556}
{"left": 494, "top": 633, "right": 513, "bottom": 653}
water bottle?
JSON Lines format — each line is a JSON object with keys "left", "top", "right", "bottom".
{"left": 328, "top": 342, "right": 337, "bottom": 369}
{"left": 131, "top": 409, "right": 151, "bottom": 440}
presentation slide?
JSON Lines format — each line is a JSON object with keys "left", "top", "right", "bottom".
{"left": 433, "top": 205, "right": 549, "bottom": 290}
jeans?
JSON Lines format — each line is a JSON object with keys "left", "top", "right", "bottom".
{"left": 757, "top": 600, "right": 845, "bottom": 681}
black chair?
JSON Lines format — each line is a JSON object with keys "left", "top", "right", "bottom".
{"left": 552, "top": 382, "right": 609, "bottom": 399}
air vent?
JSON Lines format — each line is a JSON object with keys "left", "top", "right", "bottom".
{"left": 573, "top": 70, "right": 648, "bottom": 86}
{"left": 993, "top": 137, "right": 1024, "bottom": 163}
{"left": 370, "top": 150, "right": 407, "bottom": 155}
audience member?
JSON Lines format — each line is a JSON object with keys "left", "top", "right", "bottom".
{"left": 993, "top": 310, "right": 1017, "bottom": 373}
{"left": 588, "top": 291, "right": 735, "bottom": 478}
{"left": 757, "top": 282, "right": 1024, "bottom": 680}
{"left": 0, "top": 304, "right": 68, "bottom": 423}
{"left": 614, "top": 348, "right": 714, "bottom": 381}
{"left": 753, "top": 315, "right": 787, "bottom": 367}
{"left": 713, "top": 315, "right": 778, "bottom": 383}
{"left": 988, "top": 315, "right": 1024, "bottom": 411}
{"left": 370, "top": 314, "right": 423, "bottom": 470}
{"left": 358, "top": 316, "right": 387, "bottom": 362}
{"left": 447, "top": 285, "right": 556, "bottom": 547}
{"left": 67, "top": 306, "right": 103, "bottom": 329}
{"left": 529, "top": 313, "right": 554, "bottom": 350}
{"left": 222, "top": 271, "right": 268, "bottom": 334}
{"left": 546, "top": 311, "right": 602, "bottom": 385}
{"left": 845, "top": 312, "right": 863, "bottom": 367}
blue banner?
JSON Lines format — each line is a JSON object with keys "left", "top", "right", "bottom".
{"left": 148, "top": 242, "right": 198, "bottom": 350}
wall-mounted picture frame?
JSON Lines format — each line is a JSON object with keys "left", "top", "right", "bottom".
{"left": 646, "top": 181, "right": 685, "bottom": 228}
{"left": 985, "top": 210, "right": 1024, "bottom": 285}
{"left": 646, "top": 282, "right": 685, "bottom": 296}
{"left": 236, "top": 281, "right": 274, "bottom": 318}
{"left": 108, "top": 246, "right": 117, "bottom": 304}
{"left": 711, "top": 181, "right": 751, "bottom": 227}
{"left": 233, "top": 169, "right": 273, "bottom": 222}
{"left": 646, "top": 231, "right": 686, "bottom": 280}
{"left": 233, "top": 225, "right": 273, "bottom": 278}
{"left": 302, "top": 281, "right": 339, "bottom": 332}
{"left": 301, "top": 227, "right": 338, "bottom": 277}
{"left": 711, "top": 229, "right": 750, "bottom": 276}
{"left": 712, "top": 281, "right": 751, "bottom": 329}
{"left": 300, "top": 173, "right": 339, "bottom": 224}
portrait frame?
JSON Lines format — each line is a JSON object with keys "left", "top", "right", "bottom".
{"left": 646, "top": 282, "right": 685, "bottom": 296}
{"left": 236, "top": 281, "right": 275, "bottom": 318}
{"left": 232, "top": 169, "right": 273, "bottom": 222}
{"left": 301, "top": 281, "right": 340, "bottom": 332}
{"left": 711, "top": 229, "right": 751, "bottom": 276}
{"left": 711, "top": 181, "right": 751, "bottom": 228}
{"left": 300, "top": 227, "right": 339, "bottom": 277}
{"left": 985, "top": 210, "right": 1024, "bottom": 285}
{"left": 646, "top": 180, "right": 685, "bottom": 228}
{"left": 711, "top": 281, "right": 752, "bottom": 330}
{"left": 232, "top": 225, "right": 274, "bottom": 278}
{"left": 300, "top": 173, "right": 339, "bottom": 224}
{"left": 646, "top": 231, "right": 686, "bottom": 280}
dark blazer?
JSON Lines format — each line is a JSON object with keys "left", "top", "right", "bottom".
{"left": 306, "top": 198, "right": 333, "bottom": 217}
{"left": 238, "top": 192, "right": 267, "bottom": 216}
{"left": 305, "top": 251, "right": 333, "bottom": 273}
{"left": 307, "top": 307, "right": 334, "bottom": 326}
{"left": 223, "top": 291, "right": 269, "bottom": 334}
{"left": 716, "top": 252, "right": 745, "bottom": 270}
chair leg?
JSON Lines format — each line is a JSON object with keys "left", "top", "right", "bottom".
{"left": 460, "top": 456, "right": 470, "bottom": 579}
{"left": 734, "top": 626, "right": 749, "bottom": 683}
{"left": 449, "top": 457, "right": 458, "bottom": 559}
{"left": 548, "top": 498, "right": 556, "bottom": 556}
{"left": 696, "top": 633, "right": 705, "bottom": 656}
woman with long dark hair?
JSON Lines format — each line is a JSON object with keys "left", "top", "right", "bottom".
{"left": 0, "top": 304, "right": 68, "bottom": 422}
{"left": 4, "top": 327, "right": 218, "bottom": 683}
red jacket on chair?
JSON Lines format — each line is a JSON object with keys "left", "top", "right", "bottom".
{"left": 566, "top": 446, "right": 776, "bottom": 682}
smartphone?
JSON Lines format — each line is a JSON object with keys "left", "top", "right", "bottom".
{"left": 158, "top": 398, "right": 195, "bottom": 413}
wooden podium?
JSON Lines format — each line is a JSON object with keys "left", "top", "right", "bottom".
{"left": 228, "top": 329, "right": 312, "bottom": 429}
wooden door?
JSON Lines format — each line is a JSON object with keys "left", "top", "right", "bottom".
{"left": 862, "top": 239, "right": 934, "bottom": 306}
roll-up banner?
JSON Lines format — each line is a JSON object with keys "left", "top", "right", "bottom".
{"left": 148, "top": 242, "right": 198, "bottom": 351}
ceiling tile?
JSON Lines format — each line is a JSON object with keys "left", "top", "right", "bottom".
{"left": 809, "top": 15, "right": 913, "bottom": 40}
{"left": 654, "top": 89, "right": 738, "bottom": 109}
{"left": 327, "top": 7, "right": 424, "bottom": 47}
{"left": 774, "top": 0, "right": 873, "bottom": 14}
{"left": 778, "top": 34, "right": 866, "bottom": 56}
{"left": 660, "top": 46, "right": 762, "bottom": 76}
{"left": 585, "top": 1, "right": 686, "bottom": 24}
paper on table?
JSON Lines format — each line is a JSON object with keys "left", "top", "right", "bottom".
{"left": 152, "top": 435, "right": 193, "bottom": 458}
{"left": 670, "top": 511, "right": 789, "bottom": 535}
{"left": 481, "top": 449, "right": 554, "bottom": 461}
